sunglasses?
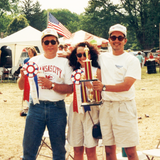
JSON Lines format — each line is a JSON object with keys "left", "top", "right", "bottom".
{"left": 43, "top": 40, "right": 57, "bottom": 45}
{"left": 76, "top": 53, "right": 86, "bottom": 58}
{"left": 110, "top": 36, "right": 125, "bottom": 41}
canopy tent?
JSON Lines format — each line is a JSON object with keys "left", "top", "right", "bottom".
{"left": 59, "top": 30, "right": 108, "bottom": 46}
{"left": 0, "top": 26, "right": 43, "bottom": 67}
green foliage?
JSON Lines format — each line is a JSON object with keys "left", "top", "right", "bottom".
{"left": 0, "top": 0, "right": 10, "bottom": 15}
{"left": 83, "top": 0, "right": 160, "bottom": 50}
{"left": 0, "top": 14, "right": 13, "bottom": 35}
{"left": 6, "top": 15, "right": 29, "bottom": 35}
{"left": 21, "top": 0, "right": 45, "bottom": 31}
{"left": 1, "top": 0, "right": 160, "bottom": 51}
{"left": 120, "top": 0, "right": 160, "bottom": 50}
{"left": 82, "top": 0, "right": 125, "bottom": 39}
{"left": 0, "top": 0, "right": 20, "bottom": 16}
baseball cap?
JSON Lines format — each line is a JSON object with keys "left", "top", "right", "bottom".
{"left": 41, "top": 28, "right": 59, "bottom": 41}
{"left": 109, "top": 24, "right": 127, "bottom": 37}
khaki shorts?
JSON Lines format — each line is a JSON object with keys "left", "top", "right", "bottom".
{"left": 100, "top": 100, "right": 139, "bottom": 148}
{"left": 67, "top": 102, "right": 99, "bottom": 148}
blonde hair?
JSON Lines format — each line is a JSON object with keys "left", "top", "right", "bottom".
{"left": 28, "top": 46, "right": 38, "bottom": 56}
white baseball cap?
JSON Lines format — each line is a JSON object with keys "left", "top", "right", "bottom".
{"left": 41, "top": 28, "right": 59, "bottom": 41}
{"left": 109, "top": 24, "right": 127, "bottom": 37}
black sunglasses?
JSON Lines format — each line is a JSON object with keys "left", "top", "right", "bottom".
{"left": 110, "top": 36, "right": 125, "bottom": 41}
{"left": 76, "top": 53, "right": 86, "bottom": 58}
{"left": 43, "top": 40, "right": 57, "bottom": 45}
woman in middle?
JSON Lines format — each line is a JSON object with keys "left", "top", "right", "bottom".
{"left": 67, "top": 42, "right": 101, "bottom": 160}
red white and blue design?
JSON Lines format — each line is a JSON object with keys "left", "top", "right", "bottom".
{"left": 23, "top": 61, "right": 39, "bottom": 104}
{"left": 23, "top": 61, "right": 38, "bottom": 78}
{"left": 71, "top": 69, "right": 84, "bottom": 113}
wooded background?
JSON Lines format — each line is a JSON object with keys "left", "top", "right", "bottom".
{"left": 0, "top": 0, "right": 160, "bottom": 50}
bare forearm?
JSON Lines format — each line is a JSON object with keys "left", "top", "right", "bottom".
{"left": 17, "top": 76, "right": 25, "bottom": 90}
{"left": 93, "top": 77, "right": 136, "bottom": 92}
{"left": 53, "top": 84, "right": 73, "bottom": 94}
{"left": 105, "top": 83, "right": 132, "bottom": 92}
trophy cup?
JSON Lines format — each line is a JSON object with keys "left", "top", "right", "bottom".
{"left": 80, "top": 45, "right": 102, "bottom": 106}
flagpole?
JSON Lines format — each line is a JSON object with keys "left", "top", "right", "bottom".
{"left": 47, "top": 12, "right": 49, "bottom": 28}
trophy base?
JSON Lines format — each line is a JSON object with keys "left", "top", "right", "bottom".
{"left": 81, "top": 100, "right": 102, "bottom": 106}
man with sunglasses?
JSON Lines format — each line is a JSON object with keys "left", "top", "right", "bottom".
{"left": 93, "top": 24, "right": 141, "bottom": 160}
{"left": 18, "top": 28, "right": 73, "bottom": 160}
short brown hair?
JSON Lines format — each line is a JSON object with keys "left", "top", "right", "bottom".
{"left": 28, "top": 46, "right": 38, "bottom": 56}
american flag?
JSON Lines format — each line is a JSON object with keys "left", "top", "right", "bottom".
{"left": 47, "top": 12, "right": 72, "bottom": 39}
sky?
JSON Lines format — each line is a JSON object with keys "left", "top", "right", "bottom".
{"left": 33, "top": 0, "right": 119, "bottom": 14}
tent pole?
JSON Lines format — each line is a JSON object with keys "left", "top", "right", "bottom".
{"left": 14, "top": 44, "right": 17, "bottom": 67}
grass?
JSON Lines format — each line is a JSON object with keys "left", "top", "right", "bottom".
{"left": 141, "top": 66, "right": 160, "bottom": 79}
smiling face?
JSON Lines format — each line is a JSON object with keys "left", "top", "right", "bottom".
{"left": 42, "top": 35, "right": 58, "bottom": 59}
{"left": 109, "top": 31, "right": 127, "bottom": 55}
{"left": 76, "top": 46, "right": 91, "bottom": 68}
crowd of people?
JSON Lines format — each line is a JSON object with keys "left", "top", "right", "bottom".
{"left": 17, "top": 24, "right": 141, "bottom": 160}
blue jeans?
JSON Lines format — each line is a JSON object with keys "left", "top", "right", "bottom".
{"left": 22, "top": 100, "right": 67, "bottom": 160}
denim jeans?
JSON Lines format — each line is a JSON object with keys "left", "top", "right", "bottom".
{"left": 22, "top": 100, "right": 67, "bottom": 160}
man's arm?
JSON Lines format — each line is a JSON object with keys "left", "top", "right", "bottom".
{"left": 17, "top": 68, "right": 25, "bottom": 90}
{"left": 38, "top": 77, "right": 73, "bottom": 94}
{"left": 93, "top": 77, "right": 136, "bottom": 92}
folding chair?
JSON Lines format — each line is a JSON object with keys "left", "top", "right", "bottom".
{"left": 36, "top": 130, "right": 74, "bottom": 160}
{"left": 142, "top": 139, "right": 160, "bottom": 160}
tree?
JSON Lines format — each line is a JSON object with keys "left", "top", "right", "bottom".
{"left": 0, "top": 0, "right": 20, "bottom": 16}
{"left": 6, "top": 15, "right": 29, "bottom": 35}
{"left": 120, "top": 0, "right": 160, "bottom": 49}
{"left": 84, "top": 0, "right": 160, "bottom": 50}
{"left": 21, "top": 0, "right": 45, "bottom": 31}
{"left": 82, "top": 0, "right": 124, "bottom": 39}
{"left": 0, "top": 0, "right": 20, "bottom": 37}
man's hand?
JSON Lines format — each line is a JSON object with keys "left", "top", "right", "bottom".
{"left": 93, "top": 80, "right": 103, "bottom": 91}
{"left": 38, "top": 77, "right": 52, "bottom": 89}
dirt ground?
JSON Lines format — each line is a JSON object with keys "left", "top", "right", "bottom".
{"left": 0, "top": 66, "right": 160, "bottom": 160}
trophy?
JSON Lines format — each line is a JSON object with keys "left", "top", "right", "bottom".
{"left": 80, "top": 45, "right": 102, "bottom": 106}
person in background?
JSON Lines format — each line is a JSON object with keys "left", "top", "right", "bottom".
{"left": 23, "top": 46, "right": 38, "bottom": 64}
{"left": 93, "top": 24, "right": 141, "bottom": 160}
{"left": 149, "top": 52, "right": 154, "bottom": 59}
{"left": 63, "top": 44, "right": 68, "bottom": 52}
{"left": 64, "top": 44, "right": 71, "bottom": 56}
{"left": 23, "top": 46, "right": 38, "bottom": 108}
{"left": 17, "top": 28, "right": 73, "bottom": 160}
{"left": 58, "top": 44, "right": 64, "bottom": 50}
{"left": 136, "top": 51, "right": 144, "bottom": 67}
{"left": 67, "top": 42, "right": 101, "bottom": 160}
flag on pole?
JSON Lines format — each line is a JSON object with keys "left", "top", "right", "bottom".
{"left": 47, "top": 12, "right": 72, "bottom": 39}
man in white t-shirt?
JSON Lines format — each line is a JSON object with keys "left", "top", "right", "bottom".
{"left": 93, "top": 24, "right": 141, "bottom": 160}
{"left": 17, "top": 28, "right": 73, "bottom": 160}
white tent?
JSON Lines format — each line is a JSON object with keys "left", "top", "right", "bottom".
{"left": 59, "top": 30, "right": 108, "bottom": 46}
{"left": 0, "top": 26, "right": 43, "bottom": 67}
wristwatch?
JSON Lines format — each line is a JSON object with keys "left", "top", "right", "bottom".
{"left": 102, "top": 85, "right": 106, "bottom": 91}
{"left": 50, "top": 83, "right": 55, "bottom": 89}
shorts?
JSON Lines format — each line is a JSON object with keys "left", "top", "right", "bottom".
{"left": 67, "top": 102, "right": 99, "bottom": 148}
{"left": 100, "top": 100, "right": 139, "bottom": 148}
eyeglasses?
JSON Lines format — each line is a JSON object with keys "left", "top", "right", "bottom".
{"left": 76, "top": 53, "right": 86, "bottom": 58}
{"left": 43, "top": 40, "right": 57, "bottom": 45}
{"left": 110, "top": 36, "right": 125, "bottom": 41}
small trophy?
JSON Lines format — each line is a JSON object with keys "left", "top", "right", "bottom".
{"left": 80, "top": 45, "right": 102, "bottom": 106}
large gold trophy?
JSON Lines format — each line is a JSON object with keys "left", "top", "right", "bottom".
{"left": 80, "top": 45, "right": 102, "bottom": 106}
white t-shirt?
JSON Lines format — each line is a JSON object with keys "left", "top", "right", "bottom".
{"left": 99, "top": 52, "right": 141, "bottom": 101}
{"left": 29, "top": 54, "right": 73, "bottom": 102}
